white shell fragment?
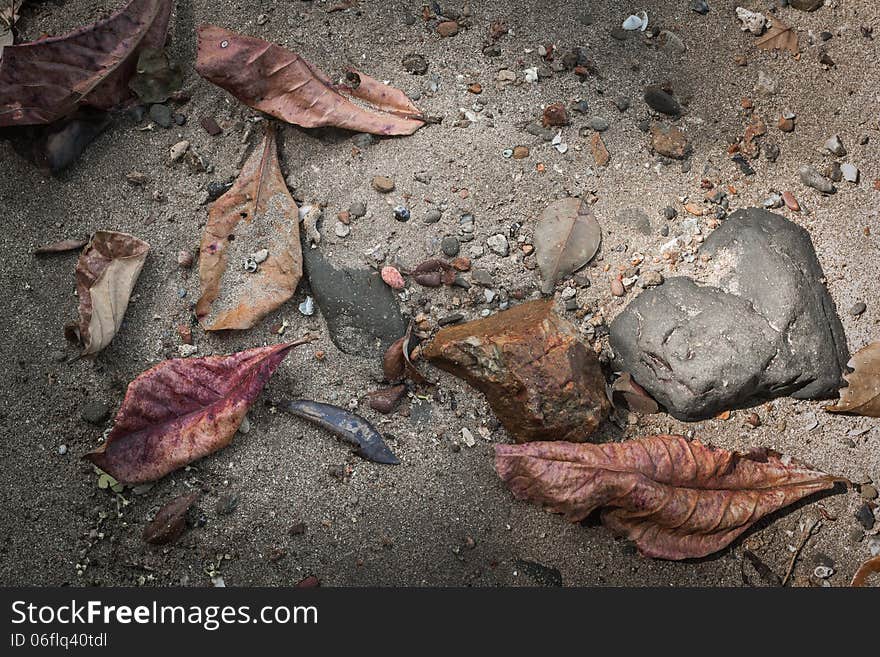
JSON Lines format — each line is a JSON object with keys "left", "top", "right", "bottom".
{"left": 622, "top": 11, "right": 648, "bottom": 32}
{"left": 735, "top": 7, "right": 767, "bottom": 35}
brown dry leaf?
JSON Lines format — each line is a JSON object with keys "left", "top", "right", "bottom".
{"left": 143, "top": 491, "right": 200, "bottom": 545}
{"left": 851, "top": 555, "right": 880, "bottom": 587}
{"left": 195, "top": 24, "right": 425, "bottom": 136}
{"left": 610, "top": 372, "right": 659, "bottom": 414}
{"left": 33, "top": 237, "right": 88, "bottom": 254}
{"left": 196, "top": 124, "right": 302, "bottom": 331}
{"left": 825, "top": 342, "right": 880, "bottom": 416}
{"left": 495, "top": 435, "right": 841, "bottom": 560}
{"left": 69, "top": 230, "right": 149, "bottom": 356}
{"left": 0, "top": 0, "right": 173, "bottom": 126}
{"left": 756, "top": 15, "right": 798, "bottom": 55}
{"left": 533, "top": 197, "right": 601, "bottom": 294}
{"left": 590, "top": 132, "right": 609, "bottom": 167}
{"left": 383, "top": 336, "right": 406, "bottom": 382}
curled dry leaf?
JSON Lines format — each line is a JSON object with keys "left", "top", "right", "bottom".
{"left": 610, "top": 372, "right": 659, "bottom": 414}
{"left": 143, "top": 491, "right": 200, "bottom": 545}
{"left": 0, "top": 0, "right": 173, "bottom": 126}
{"left": 383, "top": 336, "right": 406, "bottom": 381}
{"left": 495, "top": 435, "right": 841, "bottom": 559}
{"left": 196, "top": 124, "right": 303, "bottom": 331}
{"left": 755, "top": 15, "right": 798, "bottom": 55}
{"left": 69, "top": 230, "right": 149, "bottom": 356}
{"left": 278, "top": 399, "right": 399, "bottom": 464}
{"left": 33, "top": 238, "right": 88, "bottom": 255}
{"left": 533, "top": 197, "right": 601, "bottom": 294}
{"left": 86, "top": 340, "right": 310, "bottom": 484}
{"left": 851, "top": 555, "right": 880, "bottom": 587}
{"left": 195, "top": 25, "right": 425, "bottom": 136}
{"left": 825, "top": 342, "right": 880, "bottom": 416}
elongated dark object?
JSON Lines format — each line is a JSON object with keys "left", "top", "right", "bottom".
{"left": 279, "top": 399, "right": 400, "bottom": 465}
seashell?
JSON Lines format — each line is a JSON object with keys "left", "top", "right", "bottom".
{"left": 622, "top": 11, "right": 648, "bottom": 32}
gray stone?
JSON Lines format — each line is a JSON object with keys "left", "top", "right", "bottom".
{"left": 614, "top": 207, "right": 652, "bottom": 235}
{"left": 644, "top": 86, "right": 681, "bottom": 116}
{"left": 610, "top": 208, "right": 849, "bottom": 420}
{"left": 82, "top": 401, "right": 111, "bottom": 425}
{"left": 472, "top": 269, "right": 493, "bottom": 286}
{"left": 148, "top": 104, "right": 172, "bottom": 128}
{"left": 349, "top": 201, "right": 367, "bottom": 218}
{"left": 799, "top": 165, "right": 835, "bottom": 193}
{"left": 302, "top": 247, "right": 406, "bottom": 357}
{"left": 841, "top": 163, "right": 859, "bottom": 183}
{"left": 486, "top": 233, "right": 509, "bottom": 256}
{"left": 424, "top": 208, "right": 443, "bottom": 223}
{"left": 353, "top": 133, "right": 375, "bottom": 149}
{"left": 589, "top": 116, "right": 610, "bottom": 132}
{"left": 824, "top": 135, "right": 846, "bottom": 156}
{"left": 441, "top": 236, "right": 460, "bottom": 257}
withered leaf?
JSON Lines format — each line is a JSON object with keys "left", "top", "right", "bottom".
{"left": 0, "top": 0, "right": 173, "bottom": 126}
{"left": 756, "top": 15, "right": 798, "bottom": 55}
{"left": 143, "top": 491, "right": 200, "bottom": 545}
{"left": 825, "top": 342, "right": 880, "bottom": 416}
{"left": 196, "top": 124, "right": 303, "bottom": 331}
{"left": 86, "top": 340, "right": 311, "bottom": 484}
{"left": 610, "top": 372, "right": 659, "bottom": 414}
{"left": 495, "top": 435, "right": 840, "bottom": 560}
{"left": 278, "top": 399, "right": 400, "bottom": 464}
{"left": 851, "top": 555, "right": 880, "bottom": 587}
{"left": 195, "top": 24, "right": 425, "bottom": 136}
{"left": 383, "top": 336, "right": 406, "bottom": 382}
{"left": 533, "top": 197, "right": 601, "bottom": 294}
{"left": 70, "top": 230, "right": 149, "bottom": 356}
{"left": 33, "top": 238, "right": 88, "bottom": 255}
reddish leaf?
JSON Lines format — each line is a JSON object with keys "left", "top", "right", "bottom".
{"left": 86, "top": 339, "right": 312, "bottom": 484}
{"left": 196, "top": 124, "right": 303, "bottom": 331}
{"left": 495, "top": 435, "right": 841, "bottom": 560}
{"left": 194, "top": 24, "right": 425, "bottom": 136}
{"left": 143, "top": 491, "right": 200, "bottom": 545}
{"left": 0, "top": 0, "right": 173, "bottom": 126}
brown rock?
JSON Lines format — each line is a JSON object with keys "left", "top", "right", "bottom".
{"left": 610, "top": 278, "right": 625, "bottom": 297}
{"left": 542, "top": 102, "right": 569, "bottom": 127}
{"left": 777, "top": 116, "right": 795, "bottom": 132}
{"left": 512, "top": 145, "right": 530, "bottom": 159}
{"left": 368, "top": 385, "right": 407, "bottom": 414}
{"left": 437, "top": 21, "right": 459, "bottom": 37}
{"left": 423, "top": 300, "right": 611, "bottom": 443}
{"left": 372, "top": 175, "right": 395, "bottom": 193}
{"left": 467, "top": 83, "right": 482, "bottom": 94}
{"left": 649, "top": 121, "right": 689, "bottom": 159}
{"left": 782, "top": 191, "right": 800, "bottom": 211}
{"left": 590, "top": 132, "right": 610, "bottom": 166}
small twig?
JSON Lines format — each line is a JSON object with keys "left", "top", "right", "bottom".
{"left": 782, "top": 516, "right": 820, "bottom": 586}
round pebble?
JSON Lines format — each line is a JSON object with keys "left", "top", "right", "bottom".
{"left": 334, "top": 222, "right": 350, "bottom": 237}
{"left": 349, "top": 201, "right": 367, "bottom": 218}
{"left": 424, "top": 208, "right": 442, "bottom": 224}
{"left": 393, "top": 206, "right": 411, "bottom": 222}
{"left": 850, "top": 302, "right": 867, "bottom": 316}
{"left": 372, "top": 176, "right": 395, "bottom": 193}
{"left": 441, "top": 236, "right": 461, "bottom": 257}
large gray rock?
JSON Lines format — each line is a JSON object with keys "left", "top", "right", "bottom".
{"left": 302, "top": 248, "right": 406, "bottom": 357}
{"left": 610, "top": 208, "right": 849, "bottom": 420}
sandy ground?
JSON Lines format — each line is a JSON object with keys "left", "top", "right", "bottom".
{"left": 0, "top": 0, "right": 878, "bottom": 587}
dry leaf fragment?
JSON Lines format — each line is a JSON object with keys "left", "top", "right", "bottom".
{"left": 33, "top": 238, "right": 88, "bottom": 254}
{"left": 69, "top": 230, "right": 149, "bottom": 356}
{"left": 143, "top": 491, "right": 200, "bottom": 545}
{"left": 86, "top": 339, "right": 311, "bottom": 484}
{"left": 851, "top": 555, "right": 880, "bottom": 587}
{"left": 609, "top": 372, "right": 659, "bottom": 414}
{"left": 495, "top": 435, "right": 841, "bottom": 559}
{"left": 825, "top": 342, "right": 880, "bottom": 416}
{"left": 195, "top": 25, "right": 425, "bottom": 136}
{"left": 196, "top": 124, "right": 302, "bottom": 331}
{"left": 756, "top": 15, "right": 798, "bottom": 55}
{"left": 590, "top": 132, "right": 609, "bottom": 166}
{"left": 0, "top": 0, "right": 173, "bottom": 126}
{"left": 533, "top": 197, "right": 602, "bottom": 294}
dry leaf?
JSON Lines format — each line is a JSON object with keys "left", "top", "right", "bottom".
{"left": 196, "top": 124, "right": 302, "bottom": 331}
{"left": 33, "top": 238, "right": 88, "bottom": 254}
{"left": 825, "top": 342, "right": 880, "bottom": 416}
{"left": 851, "top": 555, "right": 880, "bottom": 587}
{"left": 756, "top": 15, "right": 798, "bottom": 55}
{"left": 533, "top": 197, "right": 601, "bottom": 294}
{"left": 69, "top": 230, "right": 149, "bottom": 356}
{"left": 610, "top": 372, "right": 659, "bottom": 414}
{"left": 0, "top": 0, "right": 173, "bottom": 126}
{"left": 143, "top": 491, "right": 200, "bottom": 545}
{"left": 383, "top": 336, "right": 406, "bottom": 382}
{"left": 86, "top": 339, "right": 311, "bottom": 484}
{"left": 495, "top": 435, "right": 841, "bottom": 559}
{"left": 195, "top": 24, "right": 425, "bottom": 136}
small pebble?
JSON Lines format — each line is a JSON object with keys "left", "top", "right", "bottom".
{"left": 298, "top": 296, "right": 315, "bottom": 316}
{"left": 841, "top": 163, "right": 859, "bottom": 183}
{"left": 81, "top": 401, "right": 110, "bottom": 425}
{"left": 58, "top": 444, "right": 68, "bottom": 456}
{"left": 589, "top": 116, "right": 610, "bottom": 132}
{"left": 824, "top": 135, "right": 846, "bottom": 157}
{"left": 349, "top": 201, "right": 367, "bottom": 218}
{"left": 148, "top": 103, "right": 172, "bottom": 128}
{"left": 486, "top": 234, "right": 509, "bottom": 257}
{"left": 691, "top": 0, "right": 709, "bottom": 15}
{"left": 334, "top": 221, "right": 350, "bottom": 238}
{"left": 856, "top": 503, "right": 875, "bottom": 530}
{"left": 402, "top": 53, "right": 428, "bottom": 75}
{"left": 849, "top": 302, "right": 866, "bottom": 316}
{"left": 381, "top": 266, "right": 406, "bottom": 290}
{"left": 177, "top": 250, "right": 194, "bottom": 268}
{"left": 393, "top": 206, "right": 411, "bottom": 222}
{"left": 860, "top": 484, "right": 878, "bottom": 501}
{"left": 372, "top": 176, "right": 395, "bottom": 193}
{"left": 610, "top": 279, "right": 625, "bottom": 297}
{"left": 424, "top": 208, "right": 442, "bottom": 224}
{"left": 441, "top": 236, "right": 461, "bottom": 257}
{"left": 169, "top": 140, "right": 190, "bottom": 162}
{"left": 799, "top": 165, "right": 834, "bottom": 193}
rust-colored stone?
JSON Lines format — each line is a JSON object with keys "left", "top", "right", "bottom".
{"left": 590, "top": 132, "right": 610, "bottom": 166}
{"left": 423, "top": 300, "right": 610, "bottom": 443}
{"left": 649, "top": 121, "right": 689, "bottom": 159}
{"left": 542, "top": 102, "right": 569, "bottom": 127}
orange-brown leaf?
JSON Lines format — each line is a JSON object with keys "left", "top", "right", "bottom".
{"left": 495, "top": 435, "right": 840, "bottom": 560}
{"left": 756, "top": 16, "right": 798, "bottom": 55}
{"left": 143, "top": 491, "right": 200, "bottom": 544}
{"left": 86, "top": 340, "right": 309, "bottom": 484}
{"left": 195, "top": 25, "right": 425, "bottom": 136}
{"left": 825, "top": 342, "right": 880, "bottom": 416}
{"left": 196, "top": 124, "right": 302, "bottom": 331}
{"left": 851, "top": 555, "right": 880, "bottom": 587}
